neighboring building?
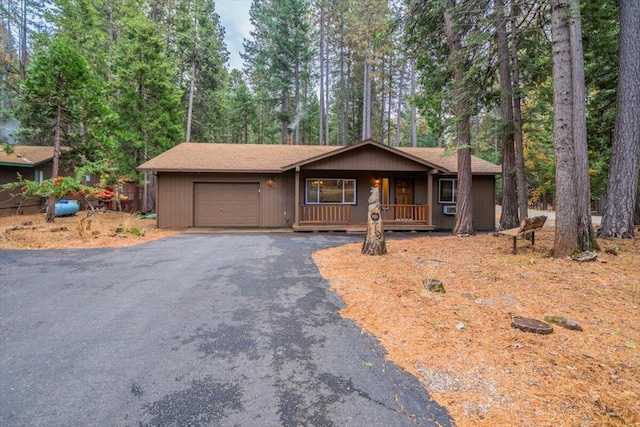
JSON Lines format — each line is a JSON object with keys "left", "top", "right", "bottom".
{"left": 137, "top": 140, "right": 501, "bottom": 231}
{"left": 0, "top": 146, "right": 59, "bottom": 216}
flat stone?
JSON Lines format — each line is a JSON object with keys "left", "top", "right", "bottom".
{"left": 475, "top": 298, "right": 494, "bottom": 307}
{"left": 572, "top": 251, "right": 597, "bottom": 262}
{"left": 544, "top": 315, "right": 583, "bottom": 331}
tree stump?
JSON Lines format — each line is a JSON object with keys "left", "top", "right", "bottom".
{"left": 511, "top": 315, "right": 553, "bottom": 335}
{"left": 362, "top": 187, "right": 386, "bottom": 255}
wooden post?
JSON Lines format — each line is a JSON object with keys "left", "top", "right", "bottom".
{"left": 362, "top": 187, "right": 387, "bottom": 255}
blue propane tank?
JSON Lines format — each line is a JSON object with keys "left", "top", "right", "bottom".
{"left": 46, "top": 199, "right": 80, "bottom": 217}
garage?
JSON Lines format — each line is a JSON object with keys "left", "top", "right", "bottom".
{"left": 193, "top": 182, "right": 260, "bottom": 227}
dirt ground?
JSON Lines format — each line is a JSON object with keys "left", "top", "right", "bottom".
{"left": 2, "top": 211, "right": 638, "bottom": 426}
{"left": 0, "top": 211, "right": 178, "bottom": 249}
{"left": 314, "top": 228, "right": 640, "bottom": 427}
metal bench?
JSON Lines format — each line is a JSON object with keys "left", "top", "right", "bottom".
{"left": 498, "top": 215, "right": 548, "bottom": 254}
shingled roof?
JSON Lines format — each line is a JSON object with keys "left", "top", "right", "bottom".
{"left": 0, "top": 145, "right": 59, "bottom": 167}
{"left": 137, "top": 141, "right": 501, "bottom": 175}
{"left": 398, "top": 147, "right": 501, "bottom": 175}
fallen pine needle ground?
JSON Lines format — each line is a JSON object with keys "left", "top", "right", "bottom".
{"left": 313, "top": 228, "right": 639, "bottom": 427}
{"left": 0, "top": 211, "right": 178, "bottom": 250}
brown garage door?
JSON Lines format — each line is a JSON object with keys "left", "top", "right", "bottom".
{"left": 193, "top": 183, "right": 260, "bottom": 227}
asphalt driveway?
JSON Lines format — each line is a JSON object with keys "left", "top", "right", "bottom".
{"left": 0, "top": 233, "right": 452, "bottom": 426}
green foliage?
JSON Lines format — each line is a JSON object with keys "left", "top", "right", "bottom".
{"left": 582, "top": 0, "right": 620, "bottom": 199}
{"left": 115, "top": 225, "right": 145, "bottom": 236}
{"left": 1, "top": 161, "right": 113, "bottom": 201}
{"left": 243, "top": 0, "right": 314, "bottom": 143}
{"left": 14, "top": 30, "right": 115, "bottom": 168}
{"left": 4, "top": 175, "right": 90, "bottom": 200}
{"left": 405, "top": 0, "right": 492, "bottom": 146}
{"left": 174, "top": 0, "right": 229, "bottom": 142}
{"left": 110, "top": 14, "right": 182, "bottom": 178}
{"left": 17, "top": 35, "right": 95, "bottom": 145}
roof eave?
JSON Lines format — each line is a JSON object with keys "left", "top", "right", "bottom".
{"left": 0, "top": 161, "right": 34, "bottom": 167}
{"left": 137, "top": 167, "right": 284, "bottom": 174}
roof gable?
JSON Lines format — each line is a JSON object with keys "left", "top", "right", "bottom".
{"left": 284, "top": 139, "right": 445, "bottom": 172}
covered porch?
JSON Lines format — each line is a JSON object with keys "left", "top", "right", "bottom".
{"left": 293, "top": 203, "right": 435, "bottom": 232}
{"left": 284, "top": 140, "right": 445, "bottom": 232}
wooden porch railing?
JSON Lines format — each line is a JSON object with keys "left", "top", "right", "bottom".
{"left": 298, "top": 204, "right": 429, "bottom": 225}
{"left": 381, "top": 204, "right": 429, "bottom": 223}
{"left": 299, "top": 205, "right": 352, "bottom": 224}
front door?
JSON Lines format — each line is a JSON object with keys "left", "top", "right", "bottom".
{"left": 394, "top": 178, "right": 414, "bottom": 220}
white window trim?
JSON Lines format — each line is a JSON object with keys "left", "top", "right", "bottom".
{"left": 438, "top": 178, "right": 457, "bottom": 204}
{"left": 305, "top": 178, "right": 357, "bottom": 204}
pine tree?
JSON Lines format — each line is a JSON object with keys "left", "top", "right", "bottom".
{"left": 551, "top": 0, "right": 598, "bottom": 256}
{"left": 110, "top": 14, "right": 182, "bottom": 205}
{"left": 243, "top": 0, "right": 313, "bottom": 144}
{"left": 599, "top": 0, "right": 640, "bottom": 238}
{"left": 17, "top": 35, "right": 97, "bottom": 221}
{"left": 174, "top": 0, "right": 228, "bottom": 142}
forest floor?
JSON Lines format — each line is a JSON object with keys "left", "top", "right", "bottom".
{"left": 314, "top": 227, "right": 640, "bottom": 427}
{"left": 2, "top": 211, "right": 639, "bottom": 426}
{"left": 0, "top": 210, "right": 178, "bottom": 249}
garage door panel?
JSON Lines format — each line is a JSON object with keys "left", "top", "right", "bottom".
{"left": 194, "top": 183, "right": 260, "bottom": 227}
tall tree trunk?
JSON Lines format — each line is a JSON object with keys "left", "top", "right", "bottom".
{"left": 384, "top": 57, "right": 391, "bottom": 145}
{"left": 569, "top": 0, "right": 598, "bottom": 251}
{"left": 496, "top": 0, "right": 519, "bottom": 230}
{"left": 324, "top": 13, "right": 330, "bottom": 145}
{"left": 410, "top": 59, "right": 417, "bottom": 148}
{"left": 46, "top": 97, "right": 63, "bottom": 223}
{"left": 185, "top": 52, "right": 195, "bottom": 142}
{"left": 294, "top": 61, "right": 301, "bottom": 145}
{"left": 362, "top": 55, "right": 372, "bottom": 140}
{"left": 444, "top": 0, "right": 474, "bottom": 236}
{"left": 19, "top": 0, "right": 28, "bottom": 79}
{"left": 343, "top": 53, "right": 350, "bottom": 146}
{"left": 319, "top": 4, "right": 325, "bottom": 145}
{"left": 282, "top": 87, "right": 290, "bottom": 144}
{"left": 552, "top": 0, "right": 578, "bottom": 256}
{"left": 599, "top": 0, "right": 640, "bottom": 238}
{"left": 551, "top": 0, "right": 597, "bottom": 257}
{"left": 510, "top": 0, "right": 528, "bottom": 221}
{"left": 395, "top": 61, "right": 405, "bottom": 147}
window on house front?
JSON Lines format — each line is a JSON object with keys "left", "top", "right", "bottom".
{"left": 34, "top": 169, "right": 44, "bottom": 184}
{"left": 306, "top": 179, "right": 356, "bottom": 204}
{"left": 439, "top": 178, "right": 457, "bottom": 203}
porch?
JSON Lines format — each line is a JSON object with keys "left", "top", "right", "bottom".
{"left": 293, "top": 204, "right": 435, "bottom": 232}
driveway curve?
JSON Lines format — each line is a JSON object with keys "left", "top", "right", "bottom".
{"left": 0, "top": 233, "right": 452, "bottom": 426}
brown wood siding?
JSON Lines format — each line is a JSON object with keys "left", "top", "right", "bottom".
{"left": 156, "top": 172, "right": 293, "bottom": 228}
{"left": 1, "top": 164, "right": 53, "bottom": 217}
{"left": 431, "top": 175, "right": 496, "bottom": 231}
{"left": 303, "top": 145, "right": 428, "bottom": 171}
{"left": 155, "top": 170, "right": 494, "bottom": 230}
{"left": 472, "top": 175, "right": 497, "bottom": 231}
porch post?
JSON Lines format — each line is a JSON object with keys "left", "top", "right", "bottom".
{"left": 294, "top": 167, "right": 300, "bottom": 227}
{"left": 428, "top": 171, "right": 435, "bottom": 225}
